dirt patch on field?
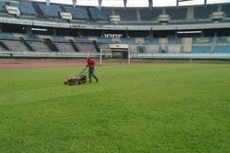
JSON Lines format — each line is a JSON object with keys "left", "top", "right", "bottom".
{"left": 0, "top": 59, "right": 86, "bottom": 68}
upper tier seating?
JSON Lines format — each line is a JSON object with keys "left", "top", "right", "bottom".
{"left": 89, "top": 8, "right": 111, "bottom": 20}
{"left": 194, "top": 5, "right": 218, "bottom": 19}
{"left": 140, "top": 8, "right": 162, "bottom": 21}
{"left": 114, "top": 9, "right": 137, "bottom": 21}
{"left": 38, "top": 3, "right": 61, "bottom": 17}
{"left": 165, "top": 7, "right": 187, "bottom": 20}
{"left": 222, "top": 4, "right": 230, "bottom": 17}
{"left": 10, "top": 1, "right": 36, "bottom": 15}
{"left": 63, "top": 6, "right": 89, "bottom": 20}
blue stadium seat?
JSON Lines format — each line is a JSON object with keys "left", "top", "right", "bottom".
{"left": 19, "top": 1, "right": 37, "bottom": 15}
{"left": 0, "top": 33, "right": 16, "bottom": 40}
{"left": 75, "top": 37, "right": 91, "bottom": 43}
{"left": 144, "top": 38, "right": 159, "bottom": 44}
{"left": 215, "top": 46, "right": 230, "bottom": 53}
{"left": 121, "top": 38, "right": 135, "bottom": 44}
{"left": 140, "top": 9, "right": 161, "bottom": 21}
{"left": 89, "top": 8, "right": 111, "bottom": 20}
{"left": 222, "top": 4, "right": 230, "bottom": 17}
{"left": 97, "top": 37, "right": 113, "bottom": 43}
{"left": 38, "top": 3, "right": 61, "bottom": 17}
{"left": 194, "top": 5, "right": 218, "bottom": 19}
{"left": 52, "top": 36, "right": 67, "bottom": 42}
{"left": 114, "top": 9, "right": 137, "bottom": 21}
{"left": 192, "top": 46, "right": 210, "bottom": 53}
{"left": 168, "top": 37, "right": 183, "bottom": 44}
{"left": 64, "top": 6, "right": 88, "bottom": 20}
{"left": 165, "top": 7, "right": 187, "bottom": 20}
{"left": 22, "top": 34, "right": 40, "bottom": 41}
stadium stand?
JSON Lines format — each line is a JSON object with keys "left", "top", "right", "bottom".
{"left": 78, "top": 43, "right": 97, "bottom": 53}
{"left": 0, "top": 1, "right": 230, "bottom": 59}
{"left": 1, "top": 40, "right": 29, "bottom": 51}
{"left": 9, "top": 1, "right": 36, "bottom": 15}
{"left": 63, "top": 6, "right": 89, "bottom": 20}
{"left": 114, "top": 9, "right": 137, "bottom": 21}
{"left": 215, "top": 46, "right": 230, "bottom": 53}
{"left": 28, "top": 41, "right": 50, "bottom": 52}
{"left": 139, "top": 8, "right": 161, "bottom": 21}
{"left": 194, "top": 5, "right": 218, "bottom": 19}
{"left": 54, "top": 42, "right": 75, "bottom": 53}
{"left": 38, "top": 3, "right": 61, "bottom": 17}
{"left": 165, "top": 7, "right": 187, "bottom": 20}
{"left": 97, "top": 37, "right": 113, "bottom": 44}
{"left": 191, "top": 46, "right": 210, "bottom": 53}
{"left": 0, "top": 33, "right": 16, "bottom": 40}
{"left": 89, "top": 8, "right": 111, "bottom": 20}
{"left": 222, "top": 3, "right": 230, "bottom": 17}
{"left": 144, "top": 38, "right": 160, "bottom": 44}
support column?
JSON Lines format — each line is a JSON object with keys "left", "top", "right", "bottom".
{"left": 124, "top": 0, "right": 127, "bottom": 9}
{"left": 98, "top": 0, "right": 102, "bottom": 9}
{"left": 46, "top": 0, "right": 50, "bottom": 6}
{"left": 73, "top": 0, "right": 77, "bottom": 7}
{"left": 149, "top": 0, "right": 153, "bottom": 10}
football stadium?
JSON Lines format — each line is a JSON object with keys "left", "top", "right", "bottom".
{"left": 0, "top": 0, "right": 230, "bottom": 152}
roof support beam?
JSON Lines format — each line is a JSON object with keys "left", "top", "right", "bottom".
{"left": 204, "top": 0, "right": 207, "bottom": 5}
{"left": 149, "top": 0, "right": 153, "bottom": 10}
{"left": 98, "top": 0, "right": 102, "bottom": 9}
{"left": 73, "top": 0, "right": 77, "bottom": 7}
{"left": 46, "top": 0, "right": 50, "bottom": 6}
{"left": 124, "top": 0, "right": 127, "bottom": 8}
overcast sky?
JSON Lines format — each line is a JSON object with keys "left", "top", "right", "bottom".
{"left": 31, "top": 0, "right": 230, "bottom": 7}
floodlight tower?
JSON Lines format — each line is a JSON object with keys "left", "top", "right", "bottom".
{"left": 73, "top": 0, "right": 77, "bottom": 7}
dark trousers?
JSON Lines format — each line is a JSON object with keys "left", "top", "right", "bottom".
{"left": 88, "top": 67, "right": 98, "bottom": 82}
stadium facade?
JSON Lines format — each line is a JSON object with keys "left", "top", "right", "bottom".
{"left": 0, "top": 0, "right": 230, "bottom": 59}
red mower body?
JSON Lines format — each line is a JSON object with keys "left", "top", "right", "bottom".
{"left": 64, "top": 75, "right": 87, "bottom": 85}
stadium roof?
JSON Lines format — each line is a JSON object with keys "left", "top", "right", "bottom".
{"left": 30, "top": 0, "right": 230, "bottom": 7}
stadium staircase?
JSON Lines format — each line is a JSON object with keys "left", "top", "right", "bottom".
{"left": 19, "top": 37, "right": 34, "bottom": 51}
{"left": 44, "top": 38, "right": 59, "bottom": 52}
{"left": 0, "top": 41, "right": 10, "bottom": 51}
{"left": 69, "top": 40, "right": 80, "bottom": 52}
{"left": 93, "top": 40, "right": 100, "bottom": 53}
{"left": 86, "top": 8, "right": 93, "bottom": 20}
{"left": 31, "top": 2, "right": 45, "bottom": 18}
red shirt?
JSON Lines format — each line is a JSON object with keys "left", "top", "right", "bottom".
{"left": 87, "top": 58, "right": 96, "bottom": 68}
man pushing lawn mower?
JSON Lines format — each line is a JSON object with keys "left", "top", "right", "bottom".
{"left": 86, "top": 57, "right": 99, "bottom": 83}
{"left": 64, "top": 57, "right": 98, "bottom": 85}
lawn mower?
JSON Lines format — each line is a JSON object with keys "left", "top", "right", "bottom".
{"left": 64, "top": 67, "right": 87, "bottom": 85}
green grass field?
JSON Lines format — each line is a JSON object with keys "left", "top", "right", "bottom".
{"left": 0, "top": 63, "right": 230, "bottom": 153}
